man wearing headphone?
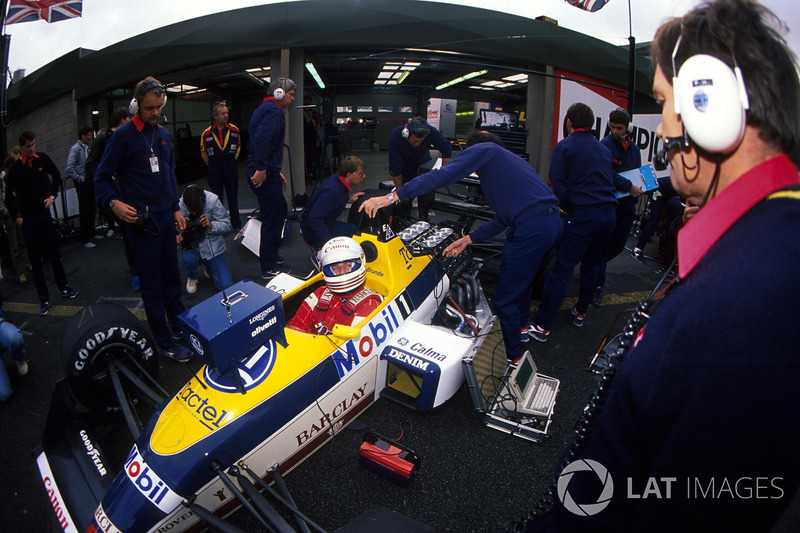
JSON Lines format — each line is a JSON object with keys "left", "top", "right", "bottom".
{"left": 247, "top": 77, "right": 296, "bottom": 278}
{"left": 593, "top": 108, "right": 643, "bottom": 305}
{"left": 388, "top": 116, "right": 452, "bottom": 221}
{"left": 200, "top": 102, "right": 242, "bottom": 229}
{"left": 527, "top": 1, "right": 800, "bottom": 531}
{"left": 94, "top": 76, "right": 192, "bottom": 363}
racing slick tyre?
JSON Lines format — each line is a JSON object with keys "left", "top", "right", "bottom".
{"left": 61, "top": 303, "right": 159, "bottom": 411}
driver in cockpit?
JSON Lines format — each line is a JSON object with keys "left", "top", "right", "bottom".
{"left": 287, "top": 237, "right": 383, "bottom": 334}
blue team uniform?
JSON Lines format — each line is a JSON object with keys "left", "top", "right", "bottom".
{"left": 397, "top": 142, "right": 561, "bottom": 360}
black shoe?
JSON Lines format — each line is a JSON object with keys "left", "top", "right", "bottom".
{"left": 275, "top": 255, "right": 286, "bottom": 265}
{"left": 261, "top": 264, "right": 292, "bottom": 279}
{"left": 162, "top": 344, "right": 193, "bottom": 363}
{"left": 171, "top": 329, "right": 185, "bottom": 343}
{"left": 61, "top": 287, "right": 78, "bottom": 299}
{"left": 630, "top": 248, "right": 645, "bottom": 264}
{"left": 39, "top": 301, "right": 51, "bottom": 317}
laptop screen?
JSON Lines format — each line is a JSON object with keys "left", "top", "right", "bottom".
{"left": 514, "top": 353, "right": 536, "bottom": 396}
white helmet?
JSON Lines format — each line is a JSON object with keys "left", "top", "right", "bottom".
{"left": 319, "top": 237, "right": 366, "bottom": 294}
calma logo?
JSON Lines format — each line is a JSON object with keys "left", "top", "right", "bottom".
{"left": 557, "top": 459, "right": 614, "bottom": 516}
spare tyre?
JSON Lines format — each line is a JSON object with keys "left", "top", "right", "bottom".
{"left": 61, "top": 303, "right": 158, "bottom": 411}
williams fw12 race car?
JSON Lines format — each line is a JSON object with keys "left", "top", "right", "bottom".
{"left": 36, "top": 215, "right": 495, "bottom": 533}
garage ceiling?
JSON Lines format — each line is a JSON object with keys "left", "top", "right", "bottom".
{"left": 7, "top": 0, "right": 655, "bottom": 117}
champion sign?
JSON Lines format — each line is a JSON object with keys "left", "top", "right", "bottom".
{"left": 124, "top": 444, "right": 183, "bottom": 513}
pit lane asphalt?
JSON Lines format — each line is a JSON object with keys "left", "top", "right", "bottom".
{"left": 1, "top": 161, "right": 797, "bottom": 532}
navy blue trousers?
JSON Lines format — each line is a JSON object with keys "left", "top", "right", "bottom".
{"left": 493, "top": 208, "right": 562, "bottom": 360}
{"left": 247, "top": 176, "right": 288, "bottom": 274}
{"left": 21, "top": 211, "right": 68, "bottom": 304}
{"left": 207, "top": 159, "right": 241, "bottom": 228}
{"left": 597, "top": 200, "right": 636, "bottom": 289}
{"left": 535, "top": 205, "right": 616, "bottom": 330}
{"left": 126, "top": 210, "right": 186, "bottom": 348}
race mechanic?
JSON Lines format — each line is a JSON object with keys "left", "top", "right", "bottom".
{"left": 388, "top": 116, "right": 452, "bottom": 221}
{"left": 288, "top": 236, "right": 382, "bottom": 335}
{"left": 360, "top": 130, "right": 561, "bottom": 364}
{"left": 299, "top": 156, "right": 366, "bottom": 252}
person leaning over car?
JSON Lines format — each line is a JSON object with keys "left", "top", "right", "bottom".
{"left": 361, "top": 130, "right": 561, "bottom": 365}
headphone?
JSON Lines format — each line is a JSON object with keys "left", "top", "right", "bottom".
{"left": 611, "top": 107, "right": 634, "bottom": 134}
{"left": 272, "top": 78, "right": 286, "bottom": 101}
{"left": 671, "top": 30, "right": 749, "bottom": 154}
{"left": 129, "top": 80, "right": 168, "bottom": 116}
{"left": 402, "top": 117, "right": 428, "bottom": 139}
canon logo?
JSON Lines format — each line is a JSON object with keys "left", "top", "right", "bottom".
{"left": 43, "top": 477, "right": 71, "bottom": 531}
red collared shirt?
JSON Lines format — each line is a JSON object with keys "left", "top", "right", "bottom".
{"left": 677, "top": 154, "right": 800, "bottom": 279}
{"left": 338, "top": 175, "right": 351, "bottom": 191}
{"left": 20, "top": 152, "right": 39, "bottom": 166}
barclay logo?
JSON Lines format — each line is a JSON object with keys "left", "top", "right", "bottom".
{"left": 557, "top": 459, "right": 614, "bottom": 516}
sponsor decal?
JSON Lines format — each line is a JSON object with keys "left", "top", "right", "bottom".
{"left": 408, "top": 342, "right": 445, "bottom": 361}
{"left": 296, "top": 383, "right": 368, "bottom": 446}
{"left": 366, "top": 266, "right": 384, "bottom": 277}
{"left": 155, "top": 510, "right": 195, "bottom": 533}
{"left": 205, "top": 340, "right": 277, "bottom": 393}
{"left": 267, "top": 284, "right": 286, "bottom": 295}
{"left": 399, "top": 246, "right": 414, "bottom": 269}
{"left": 332, "top": 291, "right": 414, "bottom": 378}
{"left": 385, "top": 348, "right": 430, "bottom": 371}
{"left": 43, "top": 476, "right": 76, "bottom": 532}
{"left": 74, "top": 327, "right": 154, "bottom": 372}
{"left": 94, "top": 504, "right": 121, "bottom": 533}
{"left": 189, "top": 334, "right": 204, "bottom": 355}
{"left": 251, "top": 315, "right": 278, "bottom": 337}
{"left": 80, "top": 430, "right": 108, "bottom": 476}
{"left": 125, "top": 445, "right": 183, "bottom": 513}
{"left": 397, "top": 337, "right": 409, "bottom": 346}
{"left": 248, "top": 305, "right": 276, "bottom": 324}
{"left": 174, "top": 384, "right": 229, "bottom": 430}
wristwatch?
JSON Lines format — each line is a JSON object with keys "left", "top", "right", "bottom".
{"left": 386, "top": 191, "right": 396, "bottom": 204}
{"left": 109, "top": 199, "right": 116, "bottom": 209}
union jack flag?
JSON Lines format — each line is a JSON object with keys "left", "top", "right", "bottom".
{"left": 6, "top": 0, "right": 83, "bottom": 25}
{"left": 565, "top": 0, "right": 611, "bottom": 12}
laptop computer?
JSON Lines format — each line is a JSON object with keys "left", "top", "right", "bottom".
{"left": 503, "top": 351, "right": 558, "bottom": 417}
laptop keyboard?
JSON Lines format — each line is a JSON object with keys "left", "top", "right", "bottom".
{"left": 525, "top": 377, "right": 558, "bottom": 417}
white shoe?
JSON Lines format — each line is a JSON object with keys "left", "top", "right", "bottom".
{"left": 105, "top": 229, "right": 115, "bottom": 238}
{"left": 83, "top": 242, "right": 96, "bottom": 249}
{"left": 16, "top": 360, "right": 28, "bottom": 376}
{"left": 186, "top": 278, "right": 198, "bottom": 294}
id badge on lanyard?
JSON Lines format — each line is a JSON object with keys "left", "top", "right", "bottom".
{"left": 150, "top": 156, "right": 160, "bottom": 173}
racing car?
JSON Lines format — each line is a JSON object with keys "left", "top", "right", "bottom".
{"left": 36, "top": 212, "right": 494, "bottom": 533}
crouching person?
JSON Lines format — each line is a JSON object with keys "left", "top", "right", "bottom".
{"left": 178, "top": 185, "right": 233, "bottom": 293}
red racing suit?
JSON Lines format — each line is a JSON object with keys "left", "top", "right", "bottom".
{"left": 287, "top": 285, "right": 382, "bottom": 334}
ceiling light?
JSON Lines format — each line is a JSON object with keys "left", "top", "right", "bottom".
{"left": 503, "top": 73, "right": 528, "bottom": 83}
{"left": 436, "top": 70, "right": 488, "bottom": 91}
{"left": 305, "top": 62, "right": 325, "bottom": 89}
